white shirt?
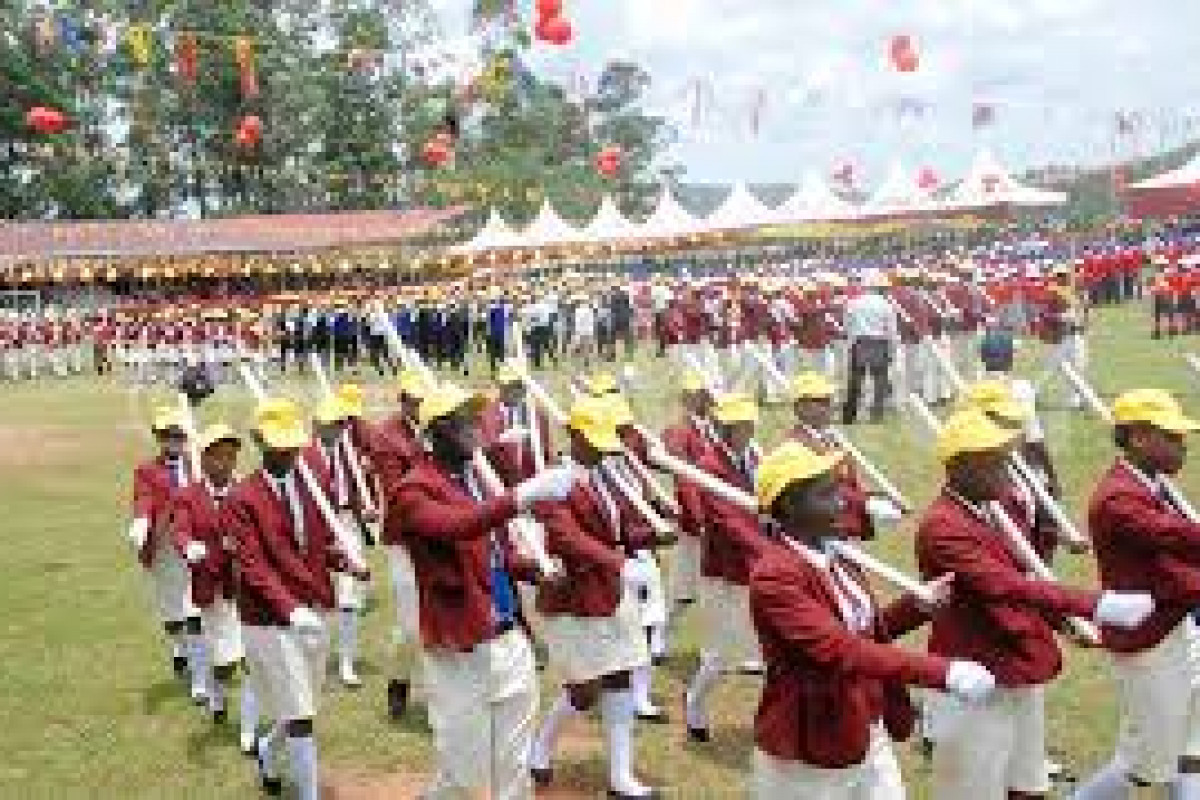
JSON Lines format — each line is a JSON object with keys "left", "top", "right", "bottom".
{"left": 984, "top": 371, "right": 1045, "bottom": 443}
{"left": 844, "top": 291, "right": 899, "bottom": 342}
{"left": 651, "top": 285, "right": 673, "bottom": 312}
{"left": 573, "top": 304, "right": 596, "bottom": 336}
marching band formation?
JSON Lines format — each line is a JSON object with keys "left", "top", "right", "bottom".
{"left": 116, "top": 243, "right": 1200, "bottom": 800}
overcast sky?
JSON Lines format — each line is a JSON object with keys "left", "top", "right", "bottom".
{"left": 432, "top": 0, "right": 1199, "bottom": 186}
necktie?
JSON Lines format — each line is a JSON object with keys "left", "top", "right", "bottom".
{"left": 276, "top": 476, "right": 306, "bottom": 549}
{"left": 828, "top": 555, "right": 874, "bottom": 633}
{"left": 1158, "top": 482, "right": 1184, "bottom": 516}
{"left": 591, "top": 468, "right": 621, "bottom": 534}
{"left": 325, "top": 443, "right": 348, "bottom": 507}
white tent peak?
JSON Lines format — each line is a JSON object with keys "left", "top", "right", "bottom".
{"left": 704, "top": 181, "right": 774, "bottom": 231}
{"left": 945, "top": 149, "right": 1068, "bottom": 209}
{"left": 637, "top": 185, "right": 702, "bottom": 239}
{"left": 582, "top": 195, "right": 638, "bottom": 243}
{"left": 520, "top": 199, "right": 581, "bottom": 248}
{"left": 775, "top": 171, "right": 857, "bottom": 222}
{"left": 451, "top": 207, "right": 519, "bottom": 253}
{"left": 1129, "top": 151, "right": 1200, "bottom": 190}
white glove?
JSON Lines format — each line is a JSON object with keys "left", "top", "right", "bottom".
{"left": 127, "top": 518, "right": 150, "bottom": 550}
{"left": 621, "top": 558, "right": 650, "bottom": 588}
{"left": 1094, "top": 591, "right": 1155, "bottom": 629}
{"left": 497, "top": 427, "right": 529, "bottom": 445}
{"left": 183, "top": 540, "right": 208, "bottom": 564}
{"left": 516, "top": 465, "right": 578, "bottom": 508}
{"left": 866, "top": 496, "right": 904, "bottom": 525}
{"left": 288, "top": 606, "right": 325, "bottom": 636}
{"left": 945, "top": 660, "right": 996, "bottom": 704}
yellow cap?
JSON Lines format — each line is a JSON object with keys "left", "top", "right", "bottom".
{"left": 713, "top": 392, "right": 759, "bottom": 425}
{"left": 254, "top": 399, "right": 309, "bottom": 450}
{"left": 790, "top": 371, "right": 836, "bottom": 401}
{"left": 151, "top": 404, "right": 187, "bottom": 433}
{"left": 756, "top": 441, "right": 844, "bottom": 509}
{"left": 601, "top": 394, "right": 635, "bottom": 428}
{"left": 936, "top": 407, "right": 1018, "bottom": 463}
{"left": 1113, "top": 389, "right": 1200, "bottom": 435}
{"left": 397, "top": 369, "right": 431, "bottom": 399}
{"left": 197, "top": 423, "right": 241, "bottom": 452}
{"left": 495, "top": 361, "right": 523, "bottom": 386}
{"left": 313, "top": 396, "right": 352, "bottom": 425}
{"left": 681, "top": 370, "right": 708, "bottom": 394}
{"left": 585, "top": 372, "right": 619, "bottom": 396}
{"left": 961, "top": 380, "right": 1030, "bottom": 424}
{"left": 568, "top": 395, "right": 623, "bottom": 453}
{"left": 418, "top": 383, "right": 485, "bottom": 431}
{"left": 336, "top": 383, "right": 364, "bottom": 417}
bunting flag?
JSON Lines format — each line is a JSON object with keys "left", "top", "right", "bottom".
{"left": 175, "top": 33, "right": 199, "bottom": 86}
{"left": 126, "top": 24, "right": 152, "bottom": 67}
{"left": 234, "top": 36, "right": 258, "bottom": 99}
{"left": 972, "top": 101, "right": 996, "bottom": 129}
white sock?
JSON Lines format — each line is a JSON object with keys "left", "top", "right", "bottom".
{"left": 188, "top": 635, "right": 209, "bottom": 696}
{"left": 685, "top": 652, "right": 723, "bottom": 730}
{"left": 258, "top": 722, "right": 284, "bottom": 780}
{"left": 1073, "top": 758, "right": 1133, "bottom": 800}
{"left": 239, "top": 684, "right": 259, "bottom": 751}
{"left": 286, "top": 734, "right": 319, "bottom": 800}
{"left": 530, "top": 690, "right": 577, "bottom": 771}
{"left": 170, "top": 633, "right": 186, "bottom": 662}
{"left": 1171, "top": 773, "right": 1200, "bottom": 800}
{"left": 208, "top": 677, "right": 226, "bottom": 713}
{"left": 600, "top": 689, "right": 649, "bottom": 796}
{"left": 631, "top": 665, "right": 657, "bottom": 715}
{"left": 338, "top": 609, "right": 358, "bottom": 673}
{"left": 648, "top": 625, "right": 667, "bottom": 660}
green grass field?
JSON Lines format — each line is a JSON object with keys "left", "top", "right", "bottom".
{"left": 2, "top": 302, "right": 1198, "bottom": 799}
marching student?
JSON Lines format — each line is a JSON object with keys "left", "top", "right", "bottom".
{"left": 306, "top": 396, "right": 367, "bottom": 688}
{"left": 481, "top": 361, "right": 554, "bottom": 487}
{"left": 915, "top": 408, "right": 1154, "bottom": 800}
{"left": 684, "top": 392, "right": 768, "bottom": 741}
{"left": 1075, "top": 389, "right": 1200, "bottom": 800}
{"left": 224, "top": 398, "right": 362, "bottom": 800}
{"left": 373, "top": 369, "right": 430, "bottom": 720}
{"left": 750, "top": 440, "right": 996, "bottom": 799}
{"left": 529, "top": 396, "right": 666, "bottom": 798}
{"left": 391, "top": 382, "right": 577, "bottom": 799}
{"left": 171, "top": 423, "right": 259, "bottom": 752}
{"left": 128, "top": 405, "right": 203, "bottom": 693}
{"left": 661, "top": 372, "right": 717, "bottom": 616}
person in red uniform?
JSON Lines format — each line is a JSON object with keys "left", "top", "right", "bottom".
{"left": 786, "top": 371, "right": 894, "bottom": 541}
{"left": 750, "top": 440, "right": 995, "bottom": 798}
{"left": 171, "top": 423, "right": 260, "bottom": 752}
{"left": 529, "top": 395, "right": 668, "bottom": 798}
{"left": 661, "top": 372, "right": 717, "bottom": 615}
{"left": 373, "top": 369, "right": 429, "bottom": 719}
{"left": 480, "top": 362, "right": 554, "bottom": 487}
{"left": 916, "top": 408, "right": 1154, "bottom": 799}
{"left": 223, "top": 398, "right": 361, "bottom": 800}
{"left": 128, "top": 405, "right": 202, "bottom": 686}
{"left": 1075, "top": 389, "right": 1200, "bottom": 799}
{"left": 684, "top": 392, "right": 768, "bottom": 741}
{"left": 391, "top": 382, "right": 576, "bottom": 799}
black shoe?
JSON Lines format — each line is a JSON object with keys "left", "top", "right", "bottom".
{"left": 607, "top": 788, "right": 660, "bottom": 799}
{"left": 387, "top": 679, "right": 409, "bottom": 721}
{"left": 172, "top": 655, "right": 188, "bottom": 677}
{"left": 651, "top": 655, "right": 667, "bottom": 668}
{"left": 686, "top": 725, "right": 710, "bottom": 743}
{"left": 531, "top": 766, "right": 553, "bottom": 788}
{"left": 212, "top": 708, "right": 227, "bottom": 725}
{"left": 636, "top": 710, "right": 669, "bottom": 724}
{"left": 256, "top": 739, "right": 282, "bottom": 796}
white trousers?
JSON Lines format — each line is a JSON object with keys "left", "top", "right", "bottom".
{"left": 386, "top": 545, "right": 420, "bottom": 643}
{"left": 668, "top": 536, "right": 702, "bottom": 605}
{"left": 700, "top": 577, "right": 760, "bottom": 666}
{"left": 421, "top": 629, "right": 538, "bottom": 799}
{"left": 928, "top": 685, "right": 1049, "bottom": 799}
{"left": 752, "top": 724, "right": 905, "bottom": 799}
{"left": 243, "top": 621, "right": 329, "bottom": 722}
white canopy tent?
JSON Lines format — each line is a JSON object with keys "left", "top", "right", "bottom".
{"left": 635, "top": 185, "right": 704, "bottom": 239}
{"left": 859, "top": 162, "right": 941, "bottom": 219}
{"left": 519, "top": 199, "right": 582, "bottom": 248}
{"left": 450, "top": 208, "right": 521, "bottom": 254}
{"left": 703, "top": 181, "right": 777, "bottom": 232}
{"left": 1129, "top": 151, "right": 1200, "bottom": 190}
{"left": 942, "top": 149, "right": 1068, "bottom": 210}
{"left": 773, "top": 171, "right": 859, "bottom": 223}
{"left": 580, "top": 195, "right": 639, "bottom": 244}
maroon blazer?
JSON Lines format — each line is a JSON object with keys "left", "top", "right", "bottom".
{"left": 789, "top": 426, "right": 874, "bottom": 541}
{"left": 535, "top": 471, "right": 657, "bottom": 618}
{"left": 480, "top": 399, "right": 554, "bottom": 487}
{"left": 662, "top": 418, "right": 716, "bottom": 539}
{"left": 751, "top": 539, "right": 949, "bottom": 769}
{"left": 1088, "top": 460, "right": 1200, "bottom": 653}
{"left": 916, "top": 490, "right": 1099, "bottom": 687}
{"left": 221, "top": 469, "right": 343, "bottom": 627}
{"left": 697, "top": 446, "right": 765, "bottom": 584}
{"left": 131, "top": 456, "right": 187, "bottom": 567}
{"left": 372, "top": 414, "right": 426, "bottom": 545}
{"left": 171, "top": 483, "right": 236, "bottom": 608}
{"left": 391, "top": 461, "right": 534, "bottom": 652}
{"left": 302, "top": 441, "right": 360, "bottom": 513}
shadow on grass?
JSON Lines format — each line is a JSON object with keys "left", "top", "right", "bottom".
{"left": 682, "top": 724, "right": 753, "bottom": 773}
{"left": 141, "top": 678, "right": 186, "bottom": 715}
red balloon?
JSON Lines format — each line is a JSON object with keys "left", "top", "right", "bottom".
{"left": 596, "top": 146, "right": 622, "bottom": 177}
{"left": 917, "top": 167, "right": 939, "bottom": 190}
{"left": 238, "top": 114, "right": 263, "bottom": 138}
{"left": 422, "top": 139, "right": 451, "bottom": 168}
{"left": 26, "top": 106, "right": 67, "bottom": 135}
{"left": 536, "top": 0, "right": 563, "bottom": 19}
{"left": 235, "top": 128, "right": 254, "bottom": 148}
{"left": 538, "top": 16, "right": 573, "bottom": 45}
{"left": 889, "top": 34, "right": 919, "bottom": 72}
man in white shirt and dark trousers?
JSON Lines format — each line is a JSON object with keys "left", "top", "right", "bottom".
{"left": 842, "top": 274, "right": 899, "bottom": 425}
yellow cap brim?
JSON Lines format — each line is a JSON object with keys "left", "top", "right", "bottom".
{"left": 258, "top": 423, "right": 309, "bottom": 450}
{"left": 576, "top": 424, "right": 624, "bottom": 454}
{"left": 758, "top": 450, "right": 844, "bottom": 508}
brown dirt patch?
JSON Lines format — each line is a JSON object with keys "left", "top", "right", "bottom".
{"left": 322, "top": 767, "right": 592, "bottom": 799}
{"left": 0, "top": 424, "right": 90, "bottom": 470}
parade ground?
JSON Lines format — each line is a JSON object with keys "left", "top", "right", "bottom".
{"left": 1, "top": 302, "right": 1195, "bottom": 799}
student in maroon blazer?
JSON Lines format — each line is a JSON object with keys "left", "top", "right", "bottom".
{"left": 916, "top": 408, "right": 1153, "bottom": 800}
{"left": 750, "top": 440, "right": 994, "bottom": 798}
{"left": 171, "top": 423, "right": 259, "bottom": 751}
{"left": 223, "top": 398, "right": 361, "bottom": 800}
{"left": 390, "top": 381, "right": 576, "bottom": 799}
{"left": 479, "top": 363, "right": 554, "bottom": 487}
{"left": 128, "top": 405, "right": 200, "bottom": 681}
{"left": 1076, "top": 389, "right": 1200, "bottom": 798}
{"left": 529, "top": 395, "right": 672, "bottom": 799}
{"left": 372, "top": 369, "right": 430, "bottom": 720}
{"left": 684, "top": 392, "right": 769, "bottom": 741}
{"left": 660, "top": 374, "right": 717, "bottom": 612}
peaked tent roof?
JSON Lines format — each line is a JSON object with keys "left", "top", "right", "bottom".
{"left": 451, "top": 208, "right": 521, "bottom": 254}
{"left": 942, "top": 149, "right": 1068, "bottom": 210}
{"left": 636, "top": 185, "right": 703, "bottom": 239}
{"left": 860, "top": 162, "right": 941, "bottom": 219}
{"left": 703, "top": 181, "right": 776, "bottom": 232}
{"left": 1128, "top": 151, "right": 1200, "bottom": 190}
{"left": 580, "top": 196, "right": 639, "bottom": 244}
{"left": 520, "top": 199, "right": 581, "bottom": 248}
{"left": 774, "top": 171, "right": 859, "bottom": 223}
